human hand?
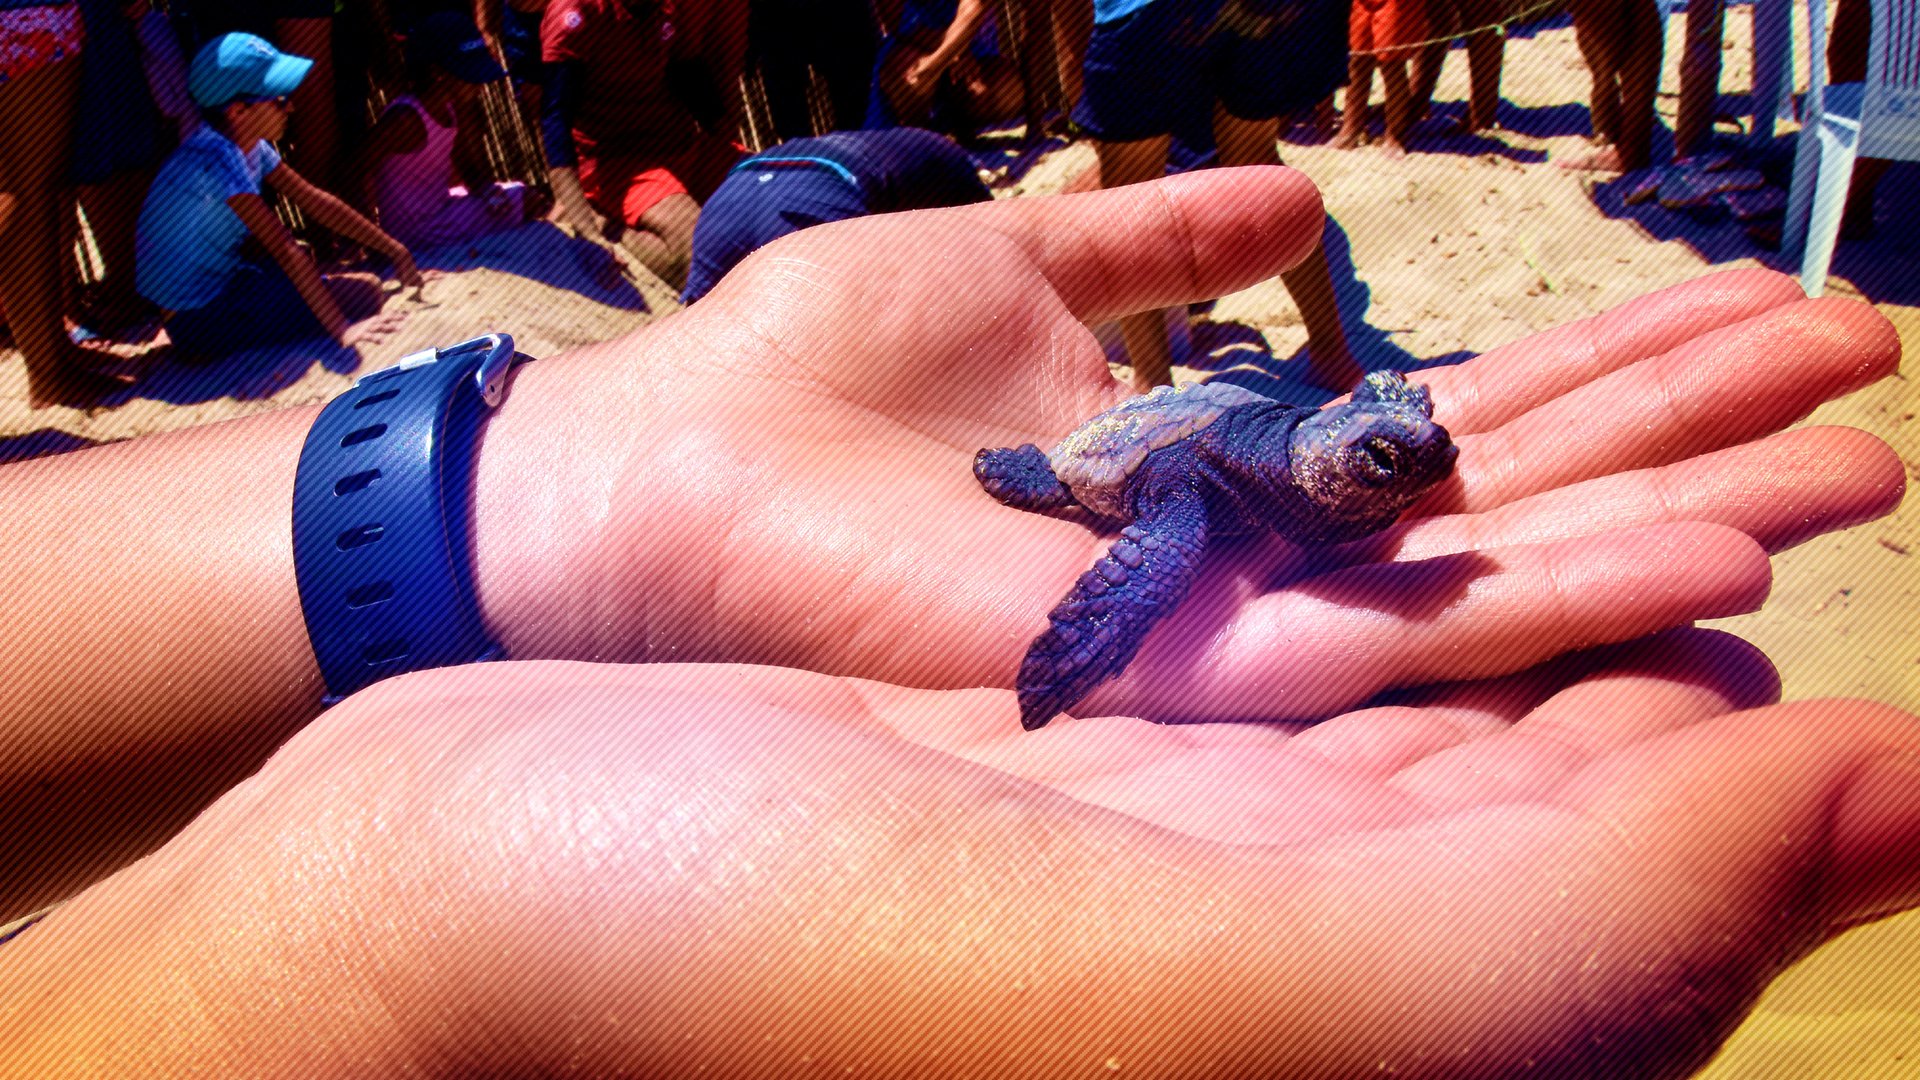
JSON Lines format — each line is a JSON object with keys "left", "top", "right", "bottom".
{"left": 389, "top": 248, "right": 431, "bottom": 292}
{"left": 473, "top": 167, "right": 1901, "bottom": 725}
{"left": 337, "top": 309, "right": 409, "bottom": 349}
{"left": 905, "top": 52, "right": 941, "bottom": 88}
{"left": 10, "top": 642, "right": 1915, "bottom": 1076}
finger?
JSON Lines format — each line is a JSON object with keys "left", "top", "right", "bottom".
{"left": 1558, "top": 698, "right": 1920, "bottom": 932}
{"left": 1286, "top": 628, "right": 1776, "bottom": 785}
{"left": 1423, "top": 268, "right": 1807, "bottom": 435}
{"left": 1384, "top": 629, "right": 1779, "bottom": 812}
{"left": 1431, "top": 296, "right": 1900, "bottom": 515}
{"left": 1096, "top": 522, "right": 1771, "bottom": 723}
{"left": 1377, "top": 425, "right": 1905, "bottom": 562}
{"left": 951, "top": 165, "right": 1329, "bottom": 325}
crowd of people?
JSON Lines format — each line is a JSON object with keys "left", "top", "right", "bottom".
{"left": 0, "top": 0, "right": 1897, "bottom": 412}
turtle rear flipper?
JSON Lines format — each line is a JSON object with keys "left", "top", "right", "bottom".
{"left": 1016, "top": 477, "right": 1209, "bottom": 730}
{"left": 975, "top": 444, "right": 1076, "bottom": 510}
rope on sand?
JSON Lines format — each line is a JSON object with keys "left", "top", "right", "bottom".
{"left": 1343, "top": 0, "right": 1570, "bottom": 57}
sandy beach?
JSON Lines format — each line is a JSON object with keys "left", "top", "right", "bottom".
{"left": 3, "top": 6, "right": 1915, "bottom": 1072}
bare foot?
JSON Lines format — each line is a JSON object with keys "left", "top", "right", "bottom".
{"left": 1379, "top": 137, "right": 1408, "bottom": 159}
{"left": 1557, "top": 145, "right": 1627, "bottom": 173}
{"left": 1433, "top": 113, "right": 1496, "bottom": 137}
{"left": 1331, "top": 127, "right": 1364, "bottom": 150}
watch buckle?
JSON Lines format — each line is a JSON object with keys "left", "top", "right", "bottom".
{"left": 382, "top": 333, "right": 519, "bottom": 408}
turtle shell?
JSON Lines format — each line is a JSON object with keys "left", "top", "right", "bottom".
{"left": 1048, "top": 381, "right": 1270, "bottom": 519}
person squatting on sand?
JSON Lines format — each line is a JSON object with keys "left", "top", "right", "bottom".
{"left": 1071, "top": 0, "right": 1361, "bottom": 395}
{"left": 538, "top": 0, "right": 745, "bottom": 292}
{"left": 1, "top": 167, "right": 1915, "bottom": 1078}
{"left": 354, "top": 11, "right": 552, "bottom": 253}
{"left": 134, "top": 32, "right": 427, "bottom": 361}
{"left": 679, "top": 126, "right": 990, "bottom": 305}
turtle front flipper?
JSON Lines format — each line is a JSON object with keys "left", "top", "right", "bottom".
{"left": 1016, "top": 481, "right": 1209, "bottom": 730}
{"left": 975, "top": 444, "right": 1076, "bottom": 510}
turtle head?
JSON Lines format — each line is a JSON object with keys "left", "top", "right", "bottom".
{"left": 1283, "top": 383, "right": 1456, "bottom": 538}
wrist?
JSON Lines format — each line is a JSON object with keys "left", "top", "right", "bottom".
{"left": 468, "top": 333, "right": 660, "bottom": 663}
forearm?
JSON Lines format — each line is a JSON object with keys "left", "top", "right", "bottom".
{"left": 0, "top": 340, "right": 649, "bottom": 918}
{"left": 926, "top": 0, "right": 990, "bottom": 70}
{"left": 0, "top": 405, "right": 324, "bottom": 918}
{"left": 298, "top": 187, "right": 406, "bottom": 261}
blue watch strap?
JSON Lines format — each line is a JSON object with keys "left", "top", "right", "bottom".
{"left": 292, "top": 334, "right": 524, "bottom": 704}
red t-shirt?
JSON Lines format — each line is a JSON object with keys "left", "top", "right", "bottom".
{"left": 542, "top": 0, "right": 701, "bottom": 160}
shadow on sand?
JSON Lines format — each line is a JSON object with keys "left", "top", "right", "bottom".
{"left": 112, "top": 222, "right": 652, "bottom": 408}
{"left": 411, "top": 221, "right": 652, "bottom": 310}
{"left": 1197, "top": 217, "right": 1475, "bottom": 406}
{"left": 1587, "top": 136, "right": 1919, "bottom": 308}
{"left": 0, "top": 428, "right": 104, "bottom": 465}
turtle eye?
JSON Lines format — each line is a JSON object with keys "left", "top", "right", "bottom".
{"left": 1355, "top": 437, "right": 1400, "bottom": 486}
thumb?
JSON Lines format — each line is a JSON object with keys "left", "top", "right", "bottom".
{"left": 1562, "top": 698, "right": 1920, "bottom": 941}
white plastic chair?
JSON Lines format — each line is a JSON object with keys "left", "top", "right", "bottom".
{"left": 1781, "top": 0, "right": 1920, "bottom": 295}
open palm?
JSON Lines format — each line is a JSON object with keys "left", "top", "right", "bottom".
{"left": 22, "top": 645, "right": 1914, "bottom": 1078}
{"left": 549, "top": 166, "right": 1902, "bottom": 724}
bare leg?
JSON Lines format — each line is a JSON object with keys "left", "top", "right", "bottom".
{"left": 626, "top": 193, "right": 703, "bottom": 293}
{"left": 1335, "top": 54, "right": 1375, "bottom": 148}
{"left": 1051, "top": 0, "right": 1093, "bottom": 113}
{"left": 1463, "top": 26, "right": 1504, "bottom": 129}
{"left": 1408, "top": 0, "right": 1457, "bottom": 121}
{"left": 1410, "top": 39, "right": 1448, "bottom": 124}
{"left": 1093, "top": 135, "right": 1175, "bottom": 392}
{"left": 1614, "top": 0, "right": 1662, "bottom": 170}
{"left": 275, "top": 17, "right": 341, "bottom": 193}
{"left": 1672, "top": 0, "right": 1725, "bottom": 158}
{"left": 1571, "top": 0, "right": 1622, "bottom": 146}
{"left": 1380, "top": 58, "right": 1414, "bottom": 155}
{"left": 0, "top": 56, "right": 128, "bottom": 408}
{"left": 1562, "top": 0, "right": 1630, "bottom": 170}
{"left": 1214, "top": 109, "right": 1361, "bottom": 392}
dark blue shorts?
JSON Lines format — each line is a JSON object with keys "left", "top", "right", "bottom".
{"left": 166, "top": 260, "right": 330, "bottom": 359}
{"left": 681, "top": 164, "right": 868, "bottom": 304}
{"left": 1072, "top": 0, "right": 1350, "bottom": 142}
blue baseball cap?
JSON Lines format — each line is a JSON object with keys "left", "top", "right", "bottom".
{"left": 189, "top": 32, "right": 313, "bottom": 108}
{"left": 406, "top": 11, "right": 508, "bottom": 85}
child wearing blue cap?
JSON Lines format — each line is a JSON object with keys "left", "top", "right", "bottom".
{"left": 353, "top": 11, "right": 551, "bottom": 251}
{"left": 134, "top": 32, "right": 427, "bottom": 360}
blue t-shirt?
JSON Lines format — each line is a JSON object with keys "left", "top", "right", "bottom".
{"left": 1094, "top": 0, "right": 1162, "bottom": 24}
{"left": 135, "top": 125, "right": 284, "bottom": 312}
{"left": 682, "top": 128, "right": 991, "bottom": 304}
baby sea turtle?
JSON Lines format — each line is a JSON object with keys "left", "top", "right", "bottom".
{"left": 975, "top": 371, "right": 1457, "bottom": 730}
